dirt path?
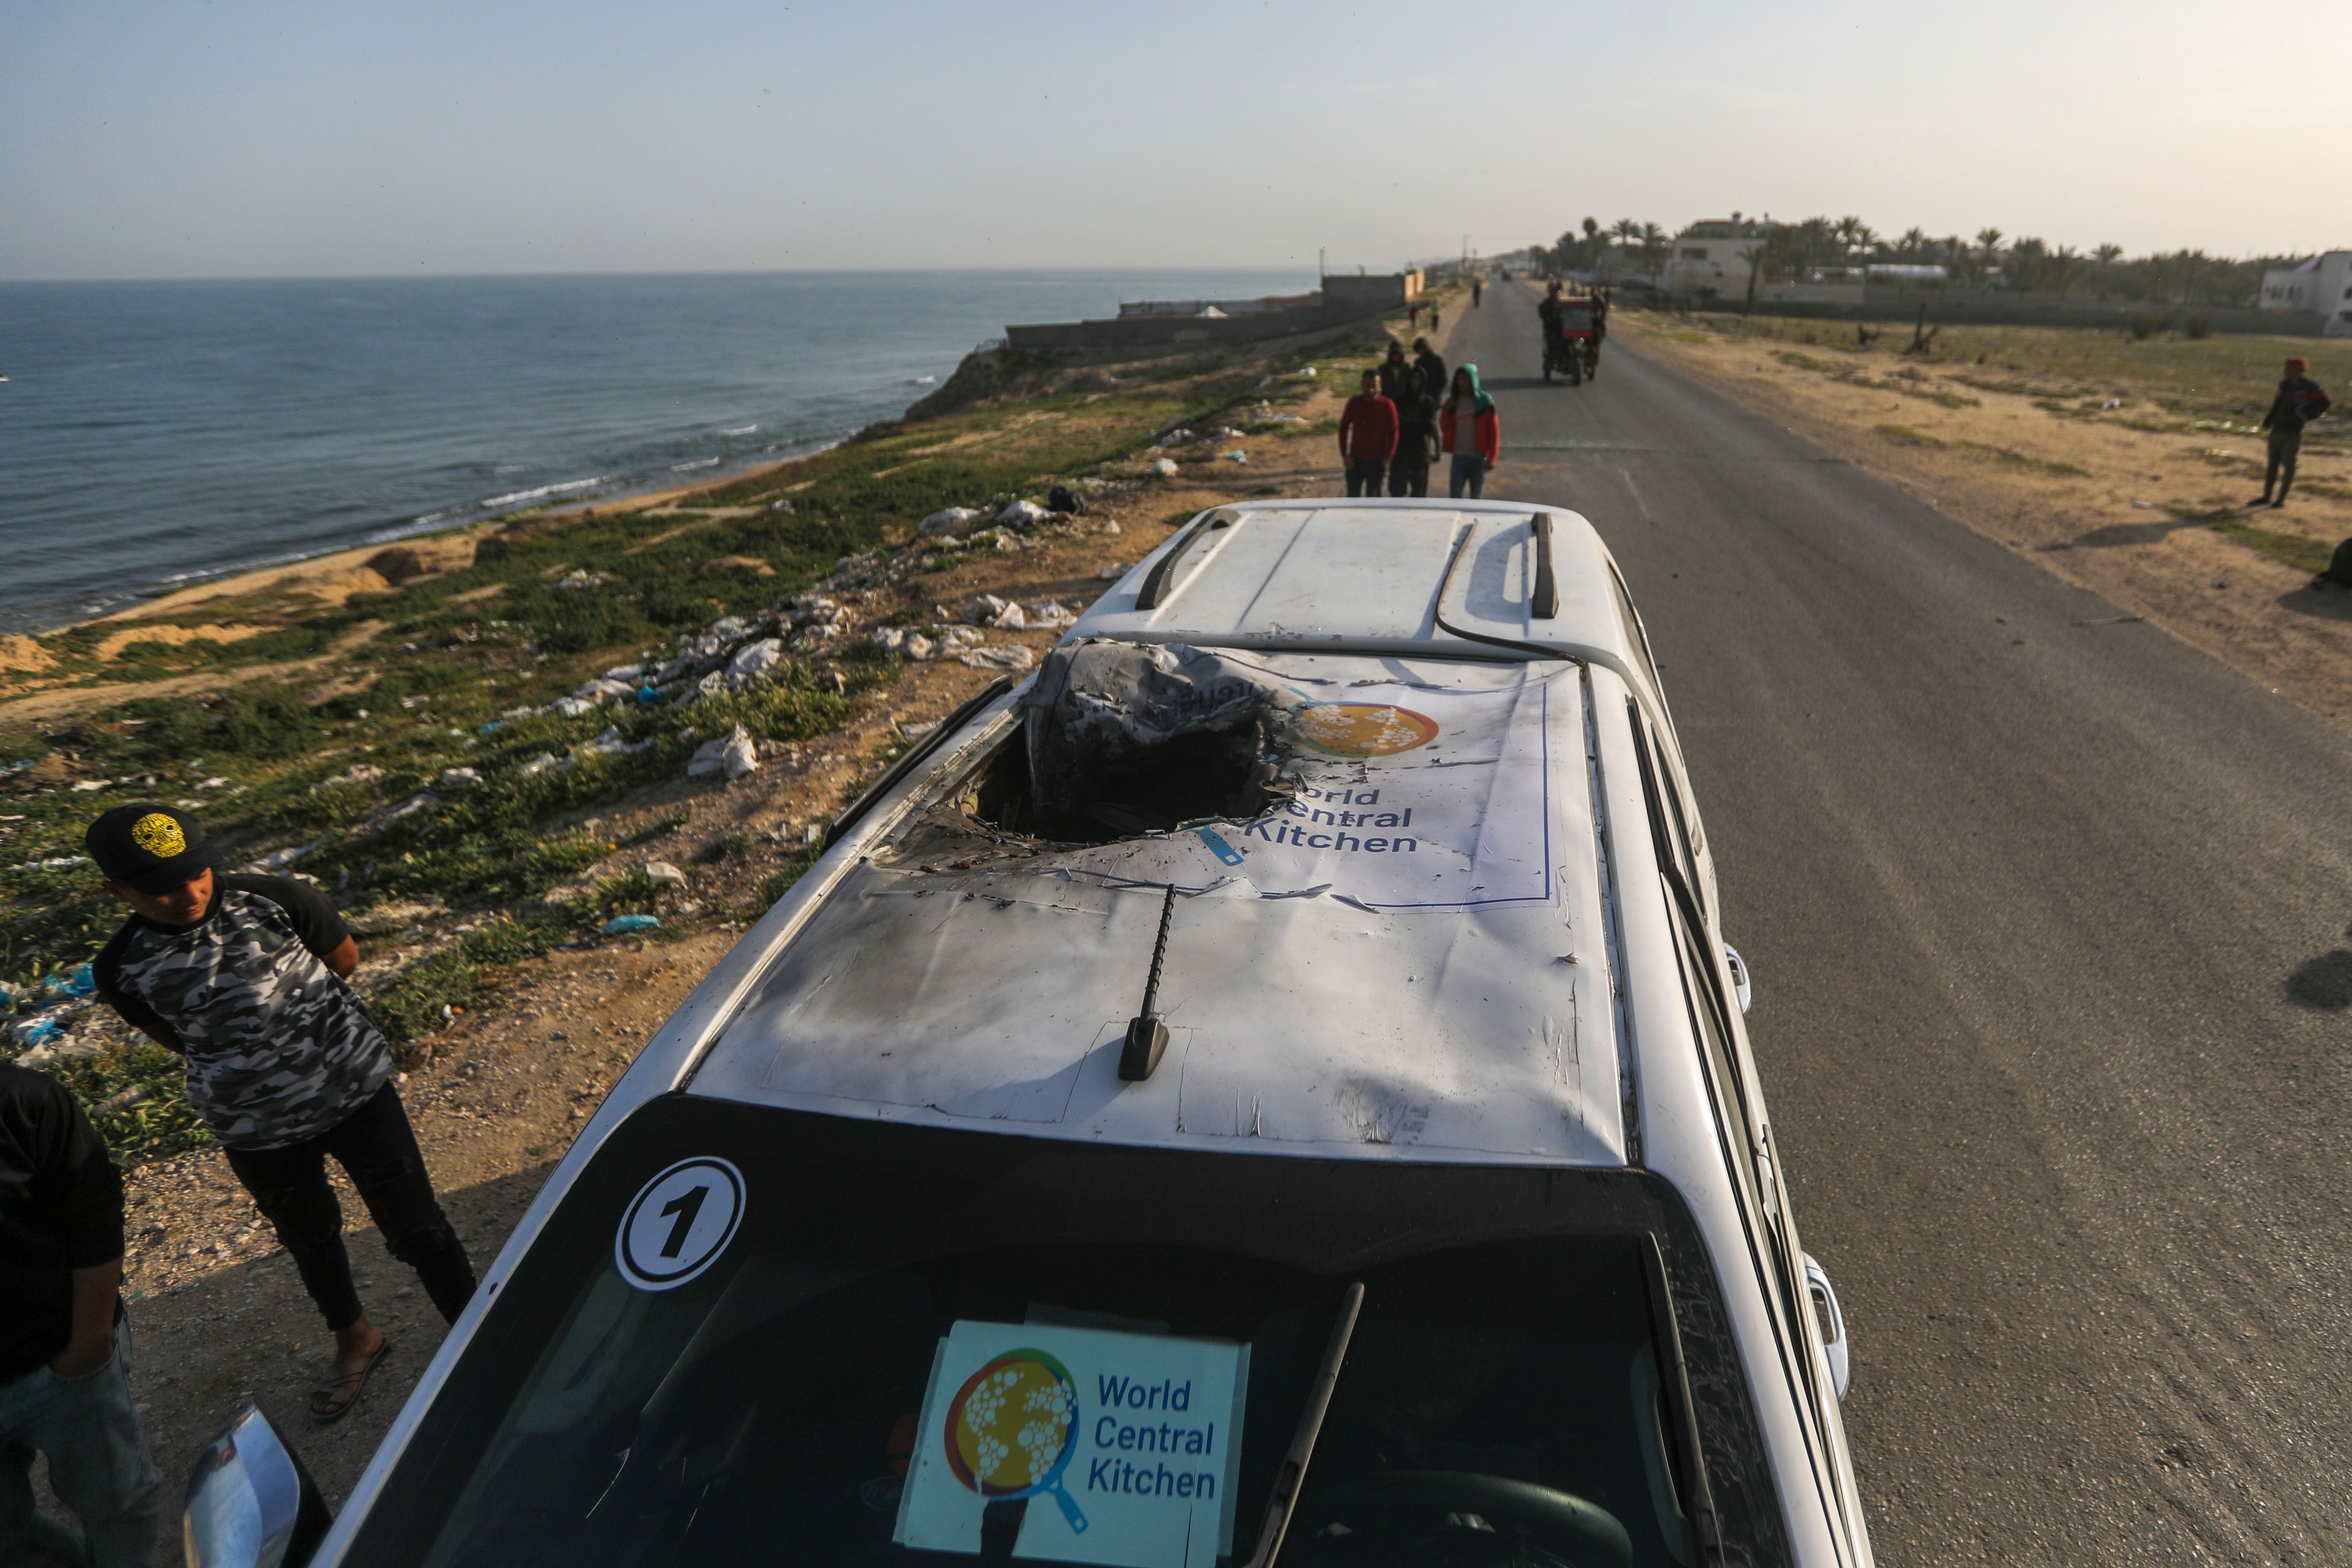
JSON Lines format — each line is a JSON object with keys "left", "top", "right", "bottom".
{"left": 1616, "top": 312, "right": 2352, "bottom": 733}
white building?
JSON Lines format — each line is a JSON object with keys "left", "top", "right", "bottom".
{"left": 1664, "top": 217, "right": 1773, "bottom": 302}
{"left": 2259, "top": 252, "right": 2352, "bottom": 336}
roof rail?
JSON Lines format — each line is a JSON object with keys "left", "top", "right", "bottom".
{"left": 1531, "top": 512, "right": 1559, "bottom": 619}
{"left": 1431, "top": 521, "right": 1574, "bottom": 660}
{"left": 1134, "top": 507, "right": 1238, "bottom": 611}
{"left": 821, "top": 676, "right": 1014, "bottom": 850}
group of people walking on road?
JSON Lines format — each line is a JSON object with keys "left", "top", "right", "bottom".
{"left": 4, "top": 803, "right": 478, "bottom": 1567}
{"left": 1340, "top": 334, "right": 1502, "bottom": 499}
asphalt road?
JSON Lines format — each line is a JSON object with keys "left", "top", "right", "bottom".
{"left": 1442, "top": 284, "right": 2352, "bottom": 1565}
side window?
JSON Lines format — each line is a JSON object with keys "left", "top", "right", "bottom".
{"left": 1607, "top": 562, "right": 1664, "bottom": 698}
{"left": 1627, "top": 704, "right": 1705, "bottom": 918}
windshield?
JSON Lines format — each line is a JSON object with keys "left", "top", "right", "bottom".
{"left": 347, "top": 1098, "right": 1783, "bottom": 1568}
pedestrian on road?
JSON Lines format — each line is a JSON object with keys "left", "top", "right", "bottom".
{"left": 1412, "top": 336, "right": 1447, "bottom": 413}
{"left": 1339, "top": 370, "right": 1400, "bottom": 498}
{"left": 0, "top": 1063, "right": 162, "bottom": 1568}
{"left": 2251, "top": 356, "right": 2332, "bottom": 508}
{"left": 1378, "top": 341, "right": 1412, "bottom": 402}
{"left": 1408, "top": 300, "right": 1422, "bottom": 331}
{"left": 1441, "top": 364, "right": 1501, "bottom": 499}
{"left": 1472, "top": 276, "right": 1483, "bottom": 309}
{"left": 85, "top": 804, "right": 477, "bottom": 1425}
{"left": 1390, "top": 366, "right": 1439, "bottom": 497}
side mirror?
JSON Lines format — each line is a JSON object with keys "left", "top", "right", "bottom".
{"left": 183, "top": 1400, "right": 333, "bottom": 1568}
{"left": 1722, "top": 944, "right": 1753, "bottom": 1016}
{"left": 1801, "top": 1254, "right": 1852, "bottom": 1401}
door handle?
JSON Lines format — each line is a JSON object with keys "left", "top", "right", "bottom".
{"left": 1802, "top": 1253, "right": 1850, "bottom": 1400}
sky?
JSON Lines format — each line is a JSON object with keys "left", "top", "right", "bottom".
{"left": 4, "top": 0, "right": 2346, "bottom": 281}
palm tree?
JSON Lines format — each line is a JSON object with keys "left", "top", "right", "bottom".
{"left": 1610, "top": 218, "right": 1642, "bottom": 248}
{"left": 1638, "top": 222, "right": 1671, "bottom": 273}
{"left": 1975, "top": 227, "right": 2005, "bottom": 260}
{"left": 1896, "top": 227, "right": 1929, "bottom": 262}
{"left": 2092, "top": 243, "right": 2123, "bottom": 268}
{"left": 1582, "top": 216, "right": 1601, "bottom": 243}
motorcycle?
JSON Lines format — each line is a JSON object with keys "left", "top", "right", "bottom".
{"left": 1542, "top": 301, "right": 1601, "bottom": 386}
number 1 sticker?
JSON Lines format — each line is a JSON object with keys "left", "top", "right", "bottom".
{"left": 617, "top": 1157, "right": 745, "bottom": 1291}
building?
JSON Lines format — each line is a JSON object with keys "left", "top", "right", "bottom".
{"left": 1005, "top": 273, "right": 1422, "bottom": 352}
{"left": 2260, "top": 252, "right": 2352, "bottom": 336}
{"left": 1664, "top": 217, "right": 1774, "bottom": 303}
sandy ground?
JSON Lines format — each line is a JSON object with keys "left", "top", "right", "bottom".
{"left": 1615, "top": 312, "right": 2352, "bottom": 733}
{"left": 94, "top": 345, "right": 1384, "bottom": 1528}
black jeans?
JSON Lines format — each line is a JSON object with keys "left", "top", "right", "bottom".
{"left": 1345, "top": 459, "right": 1388, "bottom": 497}
{"left": 224, "top": 1083, "right": 476, "bottom": 1332}
{"left": 1387, "top": 461, "right": 1430, "bottom": 497}
{"left": 2265, "top": 427, "right": 2301, "bottom": 500}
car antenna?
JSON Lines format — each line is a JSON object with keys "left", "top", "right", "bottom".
{"left": 1243, "top": 1281, "right": 1368, "bottom": 1567}
{"left": 1119, "top": 884, "right": 1177, "bottom": 1080}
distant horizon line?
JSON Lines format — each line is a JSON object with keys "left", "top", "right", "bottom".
{"left": 0, "top": 263, "right": 1386, "bottom": 287}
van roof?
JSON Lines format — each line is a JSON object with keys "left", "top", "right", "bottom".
{"left": 1069, "top": 500, "right": 1657, "bottom": 695}
{"left": 687, "top": 646, "right": 1629, "bottom": 1167}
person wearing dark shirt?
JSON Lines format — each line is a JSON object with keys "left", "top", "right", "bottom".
{"left": 0, "top": 1064, "right": 162, "bottom": 1568}
{"left": 1376, "top": 340, "right": 1412, "bottom": 402}
{"left": 1389, "top": 366, "right": 1440, "bottom": 497}
{"left": 2250, "top": 356, "right": 2333, "bottom": 508}
{"left": 85, "top": 803, "right": 476, "bottom": 1425}
{"left": 1338, "top": 370, "right": 1399, "bottom": 497}
{"left": 1411, "top": 337, "right": 1447, "bottom": 417}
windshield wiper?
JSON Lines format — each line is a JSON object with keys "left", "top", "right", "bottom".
{"left": 1243, "top": 1281, "right": 1366, "bottom": 1568}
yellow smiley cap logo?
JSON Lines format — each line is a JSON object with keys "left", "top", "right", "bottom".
{"left": 130, "top": 812, "right": 187, "bottom": 860}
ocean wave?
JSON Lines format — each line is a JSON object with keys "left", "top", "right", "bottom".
{"left": 669, "top": 456, "right": 721, "bottom": 472}
{"left": 909, "top": 375, "right": 937, "bottom": 385}
{"left": 476, "top": 475, "right": 615, "bottom": 509}
{"left": 718, "top": 423, "right": 758, "bottom": 436}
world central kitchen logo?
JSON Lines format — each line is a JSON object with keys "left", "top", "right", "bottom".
{"left": 944, "top": 1354, "right": 1224, "bottom": 1525}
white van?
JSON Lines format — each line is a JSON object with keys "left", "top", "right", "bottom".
{"left": 188, "top": 500, "right": 1871, "bottom": 1568}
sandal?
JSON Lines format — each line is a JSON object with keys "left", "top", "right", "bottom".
{"left": 309, "top": 1336, "right": 393, "bottom": 1424}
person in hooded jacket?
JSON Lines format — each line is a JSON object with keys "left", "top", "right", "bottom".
{"left": 1412, "top": 337, "right": 1447, "bottom": 415}
{"left": 1389, "top": 366, "right": 1440, "bottom": 497}
{"left": 1441, "top": 365, "right": 1501, "bottom": 499}
{"left": 2250, "top": 355, "right": 2332, "bottom": 508}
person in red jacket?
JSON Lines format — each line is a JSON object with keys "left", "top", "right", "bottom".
{"left": 1338, "top": 370, "right": 1399, "bottom": 497}
{"left": 1439, "top": 364, "right": 1501, "bottom": 498}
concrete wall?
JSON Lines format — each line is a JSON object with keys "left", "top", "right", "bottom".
{"left": 1005, "top": 273, "right": 1417, "bottom": 352}
{"left": 1676, "top": 287, "right": 2331, "bottom": 339}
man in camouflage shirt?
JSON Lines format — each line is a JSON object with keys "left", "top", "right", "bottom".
{"left": 87, "top": 804, "right": 474, "bottom": 1422}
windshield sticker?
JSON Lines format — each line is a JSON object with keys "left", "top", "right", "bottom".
{"left": 614, "top": 1157, "right": 744, "bottom": 1291}
{"left": 896, "top": 1320, "right": 1249, "bottom": 1568}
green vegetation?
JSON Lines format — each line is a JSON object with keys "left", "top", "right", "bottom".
{"left": 0, "top": 317, "right": 1374, "bottom": 1167}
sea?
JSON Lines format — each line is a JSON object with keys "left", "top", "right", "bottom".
{"left": 0, "top": 270, "right": 1310, "bottom": 633}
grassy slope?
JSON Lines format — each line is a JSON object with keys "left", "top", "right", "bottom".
{"left": 0, "top": 320, "right": 1387, "bottom": 1164}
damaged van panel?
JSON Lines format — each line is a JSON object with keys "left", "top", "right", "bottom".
{"left": 892, "top": 646, "right": 1561, "bottom": 912}
{"left": 689, "top": 649, "right": 1623, "bottom": 1166}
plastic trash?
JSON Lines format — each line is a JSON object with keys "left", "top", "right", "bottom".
{"left": 582, "top": 726, "right": 654, "bottom": 760}
{"left": 1044, "top": 484, "right": 1088, "bottom": 516}
{"left": 726, "top": 639, "right": 785, "bottom": 685}
{"left": 1150, "top": 458, "right": 1180, "bottom": 478}
{"left": 12, "top": 1014, "right": 66, "bottom": 1047}
{"left": 552, "top": 695, "right": 599, "bottom": 718}
{"left": 44, "top": 965, "right": 96, "bottom": 1003}
{"left": 874, "top": 626, "right": 909, "bottom": 655}
{"left": 518, "top": 753, "right": 569, "bottom": 777}
{"left": 686, "top": 725, "right": 761, "bottom": 781}
{"left": 905, "top": 633, "right": 936, "bottom": 661}
{"left": 1025, "top": 601, "right": 1078, "bottom": 630}
{"left": 1097, "top": 563, "right": 1130, "bottom": 581}
{"left": 438, "top": 767, "right": 482, "bottom": 788}
{"left": 963, "top": 594, "right": 1025, "bottom": 630}
{"left": 645, "top": 861, "right": 688, "bottom": 888}
{"left": 603, "top": 662, "right": 646, "bottom": 682}
{"left": 600, "top": 914, "right": 662, "bottom": 936}
{"left": 997, "top": 499, "right": 1052, "bottom": 529}
{"left": 919, "top": 507, "right": 982, "bottom": 538}
{"left": 1220, "top": 450, "right": 1248, "bottom": 464}
{"left": 637, "top": 684, "right": 663, "bottom": 707}
{"left": 1155, "top": 429, "right": 1194, "bottom": 448}
{"left": 960, "top": 644, "right": 1036, "bottom": 673}
{"left": 556, "top": 569, "right": 613, "bottom": 589}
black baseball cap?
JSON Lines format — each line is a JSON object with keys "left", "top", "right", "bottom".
{"left": 85, "top": 804, "right": 216, "bottom": 894}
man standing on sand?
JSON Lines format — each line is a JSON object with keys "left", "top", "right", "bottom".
{"left": 2250, "top": 355, "right": 2332, "bottom": 508}
{"left": 1, "top": 1061, "right": 161, "bottom": 1568}
{"left": 1339, "top": 370, "right": 1399, "bottom": 497}
{"left": 86, "top": 804, "right": 476, "bottom": 1425}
